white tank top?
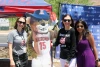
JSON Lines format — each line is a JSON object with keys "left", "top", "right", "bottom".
{"left": 36, "top": 32, "right": 50, "bottom": 55}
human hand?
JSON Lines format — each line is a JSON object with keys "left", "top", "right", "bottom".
{"left": 10, "top": 60, "right": 15, "bottom": 67}
{"left": 60, "top": 37, "right": 65, "bottom": 44}
{"left": 97, "top": 61, "right": 100, "bottom": 67}
{"left": 64, "top": 62, "right": 69, "bottom": 67}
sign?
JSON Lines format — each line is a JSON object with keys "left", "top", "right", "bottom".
{"left": 0, "top": 18, "right": 9, "bottom": 27}
{"left": 59, "top": 3, "right": 100, "bottom": 58}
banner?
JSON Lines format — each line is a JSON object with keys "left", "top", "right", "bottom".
{"left": 59, "top": 3, "right": 100, "bottom": 58}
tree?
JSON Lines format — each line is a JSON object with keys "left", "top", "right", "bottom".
{"left": 45, "top": 0, "right": 93, "bottom": 18}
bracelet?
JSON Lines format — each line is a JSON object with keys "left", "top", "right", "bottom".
{"left": 97, "top": 59, "right": 100, "bottom": 61}
{"left": 95, "top": 59, "right": 99, "bottom": 62}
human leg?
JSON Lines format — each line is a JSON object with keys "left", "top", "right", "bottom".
{"left": 69, "top": 58, "right": 77, "bottom": 67}
{"left": 60, "top": 58, "right": 68, "bottom": 67}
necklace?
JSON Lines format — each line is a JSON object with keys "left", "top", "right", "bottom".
{"left": 17, "top": 29, "right": 25, "bottom": 46}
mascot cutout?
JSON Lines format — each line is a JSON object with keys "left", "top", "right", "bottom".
{"left": 26, "top": 10, "right": 58, "bottom": 67}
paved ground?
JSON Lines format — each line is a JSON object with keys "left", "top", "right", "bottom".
{"left": 53, "top": 59, "right": 61, "bottom": 67}
{"left": 0, "top": 30, "right": 11, "bottom": 35}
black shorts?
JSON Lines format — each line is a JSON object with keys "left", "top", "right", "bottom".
{"left": 13, "top": 53, "right": 28, "bottom": 67}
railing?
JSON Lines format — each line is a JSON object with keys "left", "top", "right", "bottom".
{"left": 0, "top": 43, "right": 8, "bottom": 47}
{"left": 0, "top": 43, "right": 32, "bottom": 67}
{"left": 0, "top": 58, "right": 31, "bottom": 67}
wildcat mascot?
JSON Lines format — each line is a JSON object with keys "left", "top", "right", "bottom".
{"left": 26, "top": 10, "right": 58, "bottom": 67}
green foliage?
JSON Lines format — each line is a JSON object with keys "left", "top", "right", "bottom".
{"left": 45, "top": 0, "right": 93, "bottom": 18}
{"left": 76, "top": 0, "right": 93, "bottom": 5}
{"left": 8, "top": 17, "right": 17, "bottom": 29}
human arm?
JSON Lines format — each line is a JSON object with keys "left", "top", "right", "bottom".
{"left": 7, "top": 32, "right": 15, "bottom": 67}
{"left": 88, "top": 33, "right": 98, "bottom": 66}
{"left": 70, "top": 28, "right": 76, "bottom": 58}
{"left": 8, "top": 43, "right": 15, "bottom": 67}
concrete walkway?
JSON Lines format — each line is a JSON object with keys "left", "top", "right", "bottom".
{"left": 0, "top": 30, "right": 12, "bottom": 35}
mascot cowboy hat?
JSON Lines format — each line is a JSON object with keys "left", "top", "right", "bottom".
{"left": 25, "top": 9, "right": 50, "bottom": 21}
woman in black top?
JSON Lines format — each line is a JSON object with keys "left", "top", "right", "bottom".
{"left": 55, "top": 14, "right": 76, "bottom": 67}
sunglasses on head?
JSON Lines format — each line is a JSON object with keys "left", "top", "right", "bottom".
{"left": 18, "top": 21, "right": 26, "bottom": 25}
{"left": 76, "top": 25, "right": 84, "bottom": 28}
{"left": 63, "top": 19, "right": 71, "bottom": 22}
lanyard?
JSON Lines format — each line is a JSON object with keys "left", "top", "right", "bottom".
{"left": 17, "top": 29, "right": 25, "bottom": 41}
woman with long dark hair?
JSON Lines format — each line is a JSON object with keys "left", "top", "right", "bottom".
{"left": 55, "top": 14, "right": 76, "bottom": 67}
{"left": 7, "top": 17, "right": 28, "bottom": 67}
{"left": 75, "top": 19, "right": 99, "bottom": 67}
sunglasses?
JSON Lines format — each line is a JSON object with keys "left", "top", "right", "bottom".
{"left": 63, "top": 19, "right": 71, "bottom": 22}
{"left": 76, "top": 25, "right": 84, "bottom": 28}
{"left": 18, "top": 21, "right": 26, "bottom": 25}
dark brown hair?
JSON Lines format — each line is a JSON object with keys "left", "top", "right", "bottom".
{"left": 62, "top": 14, "right": 74, "bottom": 28}
{"left": 14, "top": 17, "right": 26, "bottom": 30}
{"left": 75, "top": 19, "right": 90, "bottom": 42}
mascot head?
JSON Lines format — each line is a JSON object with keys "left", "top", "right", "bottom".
{"left": 26, "top": 10, "right": 50, "bottom": 33}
